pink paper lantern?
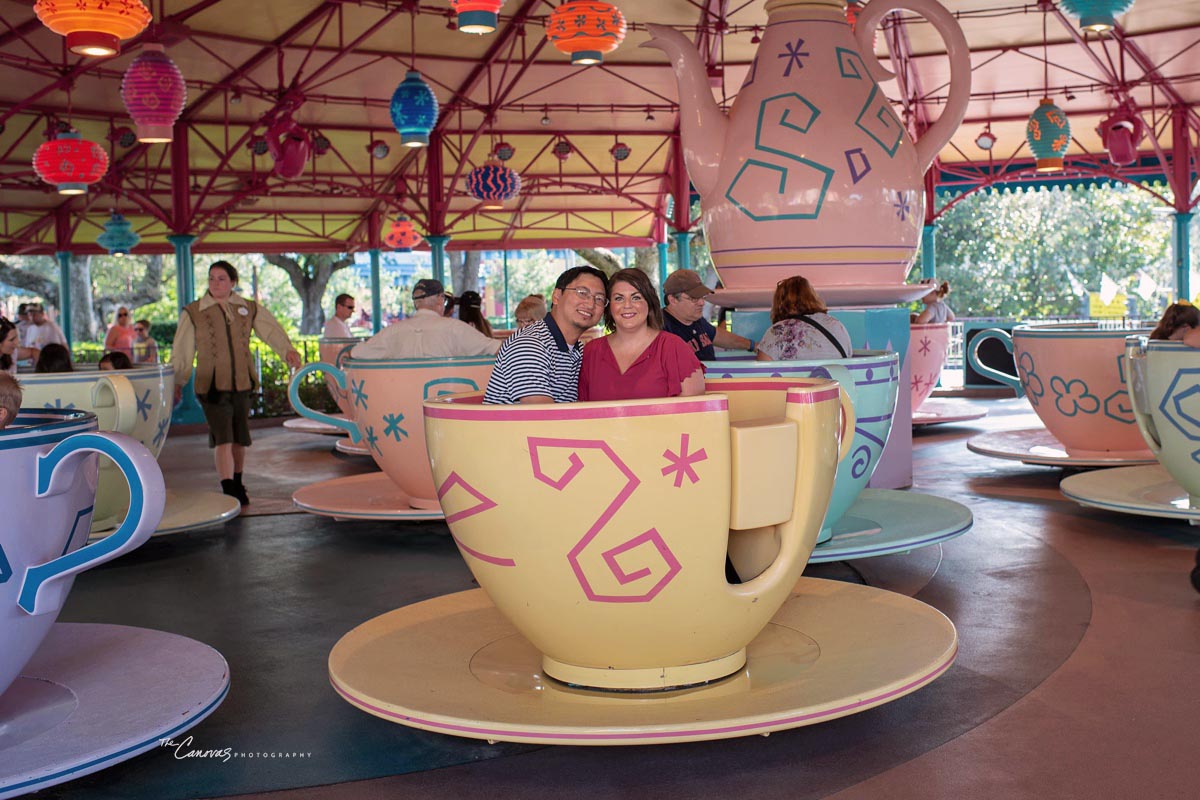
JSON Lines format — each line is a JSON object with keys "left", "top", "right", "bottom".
{"left": 120, "top": 43, "right": 186, "bottom": 143}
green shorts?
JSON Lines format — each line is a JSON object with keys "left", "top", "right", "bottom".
{"left": 198, "top": 389, "right": 253, "bottom": 448}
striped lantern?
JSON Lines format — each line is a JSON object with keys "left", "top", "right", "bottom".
{"left": 1026, "top": 98, "right": 1071, "bottom": 173}
{"left": 33, "top": 0, "right": 152, "bottom": 56}
{"left": 1058, "top": 0, "right": 1135, "bottom": 33}
{"left": 96, "top": 212, "right": 140, "bottom": 256}
{"left": 33, "top": 132, "right": 109, "bottom": 195}
{"left": 546, "top": 1, "right": 627, "bottom": 65}
{"left": 466, "top": 159, "right": 521, "bottom": 207}
{"left": 385, "top": 215, "right": 423, "bottom": 252}
{"left": 449, "top": 0, "right": 505, "bottom": 35}
{"left": 390, "top": 71, "right": 439, "bottom": 148}
{"left": 121, "top": 44, "right": 186, "bottom": 143}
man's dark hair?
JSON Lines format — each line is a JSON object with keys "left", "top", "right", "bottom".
{"left": 335, "top": 293, "right": 354, "bottom": 308}
{"left": 554, "top": 266, "right": 608, "bottom": 292}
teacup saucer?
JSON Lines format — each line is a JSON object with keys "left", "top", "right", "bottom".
{"left": 334, "top": 438, "right": 372, "bottom": 456}
{"left": 1060, "top": 464, "right": 1200, "bottom": 522}
{"left": 293, "top": 473, "right": 444, "bottom": 521}
{"left": 808, "top": 489, "right": 973, "bottom": 563}
{"left": 0, "top": 624, "right": 229, "bottom": 798}
{"left": 283, "top": 415, "right": 350, "bottom": 436}
{"left": 966, "top": 427, "right": 1156, "bottom": 467}
{"left": 912, "top": 399, "right": 989, "bottom": 427}
{"left": 89, "top": 489, "right": 240, "bottom": 540}
{"left": 710, "top": 283, "right": 931, "bottom": 310}
{"left": 328, "top": 580, "right": 957, "bottom": 745}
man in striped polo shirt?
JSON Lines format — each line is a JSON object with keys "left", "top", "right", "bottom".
{"left": 484, "top": 266, "right": 608, "bottom": 404}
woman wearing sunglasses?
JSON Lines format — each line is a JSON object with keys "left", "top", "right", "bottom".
{"left": 103, "top": 306, "right": 137, "bottom": 360}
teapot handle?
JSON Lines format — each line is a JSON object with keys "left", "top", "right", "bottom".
{"left": 856, "top": 0, "right": 972, "bottom": 174}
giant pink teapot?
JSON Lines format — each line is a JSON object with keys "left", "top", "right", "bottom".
{"left": 644, "top": 0, "right": 970, "bottom": 292}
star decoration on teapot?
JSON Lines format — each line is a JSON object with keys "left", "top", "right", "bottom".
{"left": 779, "top": 38, "right": 810, "bottom": 77}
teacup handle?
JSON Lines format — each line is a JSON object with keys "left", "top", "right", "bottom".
{"left": 1125, "top": 336, "right": 1162, "bottom": 455}
{"left": 967, "top": 328, "right": 1024, "bottom": 397}
{"left": 20, "top": 432, "right": 165, "bottom": 616}
{"left": 91, "top": 373, "right": 138, "bottom": 435}
{"left": 813, "top": 364, "right": 859, "bottom": 464}
{"left": 856, "top": 0, "right": 971, "bottom": 174}
{"left": 288, "top": 362, "right": 361, "bottom": 442}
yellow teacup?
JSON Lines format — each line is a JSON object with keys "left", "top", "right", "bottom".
{"left": 423, "top": 378, "right": 844, "bottom": 690}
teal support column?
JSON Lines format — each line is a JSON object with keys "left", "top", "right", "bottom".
{"left": 55, "top": 251, "right": 72, "bottom": 351}
{"left": 503, "top": 250, "right": 511, "bottom": 327}
{"left": 369, "top": 248, "right": 383, "bottom": 335}
{"left": 1174, "top": 212, "right": 1194, "bottom": 302}
{"left": 657, "top": 241, "right": 669, "bottom": 289}
{"left": 167, "top": 234, "right": 203, "bottom": 425}
{"left": 672, "top": 231, "right": 692, "bottom": 273}
{"left": 921, "top": 224, "right": 937, "bottom": 281}
{"left": 427, "top": 235, "right": 450, "bottom": 286}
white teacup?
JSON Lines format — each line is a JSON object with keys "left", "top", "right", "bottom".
{"left": 0, "top": 408, "right": 165, "bottom": 696}
{"left": 1127, "top": 337, "right": 1200, "bottom": 505}
{"left": 20, "top": 365, "right": 174, "bottom": 528}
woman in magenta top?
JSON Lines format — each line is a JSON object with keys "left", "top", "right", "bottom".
{"left": 578, "top": 268, "right": 705, "bottom": 401}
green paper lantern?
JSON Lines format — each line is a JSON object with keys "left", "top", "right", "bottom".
{"left": 1026, "top": 98, "right": 1071, "bottom": 173}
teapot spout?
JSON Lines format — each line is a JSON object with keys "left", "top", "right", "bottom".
{"left": 641, "top": 24, "right": 727, "bottom": 198}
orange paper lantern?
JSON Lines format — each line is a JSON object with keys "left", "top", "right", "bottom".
{"left": 546, "top": 1, "right": 627, "bottom": 65}
{"left": 34, "top": 0, "right": 152, "bottom": 57}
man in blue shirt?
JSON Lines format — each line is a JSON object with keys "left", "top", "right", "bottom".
{"left": 660, "top": 269, "right": 754, "bottom": 359}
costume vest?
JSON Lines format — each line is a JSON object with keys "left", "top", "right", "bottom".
{"left": 184, "top": 298, "right": 259, "bottom": 393}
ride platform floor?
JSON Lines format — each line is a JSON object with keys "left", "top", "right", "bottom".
{"left": 43, "top": 400, "right": 1200, "bottom": 800}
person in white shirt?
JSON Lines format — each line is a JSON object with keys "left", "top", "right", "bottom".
{"left": 352, "top": 279, "right": 500, "bottom": 359}
{"left": 24, "top": 304, "right": 67, "bottom": 351}
{"left": 323, "top": 293, "right": 356, "bottom": 339}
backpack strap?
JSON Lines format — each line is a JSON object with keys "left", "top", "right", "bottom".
{"left": 794, "top": 314, "right": 848, "bottom": 357}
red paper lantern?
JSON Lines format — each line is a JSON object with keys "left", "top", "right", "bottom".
{"left": 121, "top": 44, "right": 186, "bottom": 143}
{"left": 34, "top": 0, "right": 152, "bottom": 57}
{"left": 449, "top": 0, "right": 505, "bottom": 35}
{"left": 385, "top": 215, "right": 423, "bottom": 252}
{"left": 546, "top": 1, "right": 627, "bottom": 65}
{"left": 33, "top": 132, "right": 109, "bottom": 195}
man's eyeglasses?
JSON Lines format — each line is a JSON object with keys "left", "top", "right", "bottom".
{"left": 563, "top": 286, "right": 609, "bottom": 307}
{"left": 134, "top": 326, "right": 147, "bottom": 334}
{"left": 341, "top": 304, "right": 355, "bottom": 311}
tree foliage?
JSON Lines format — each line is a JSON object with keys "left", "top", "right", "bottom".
{"left": 263, "top": 253, "right": 355, "bottom": 334}
{"left": 917, "top": 184, "right": 1174, "bottom": 319}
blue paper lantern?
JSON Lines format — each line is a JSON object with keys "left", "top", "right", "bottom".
{"left": 96, "top": 212, "right": 140, "bottom": 256}
{"left": 466, "top": 160, "right": 521, "bottom": 208}
{"left": 1026, "top": 98, "right": 1071, "bottom": 173}
{"left": 390, "top": 70, "right": 439, "bottom": 148}
{"left": 1058, "top": 0, "right": 1135, "bottom": 33}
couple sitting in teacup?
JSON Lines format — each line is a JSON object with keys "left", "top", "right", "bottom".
{"left": 485, "top": 267, "right": 705, "bottom": 405}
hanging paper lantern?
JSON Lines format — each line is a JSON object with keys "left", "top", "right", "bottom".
{"left": 610, "top": 141, "right": 631, "bottom": 162}
{"left": 552, "top": 139, "right": 572, "bottom": 161}
{"left": 466, "top": 159, "right": 521, "bottom": 207}
{"left": 494, "top": 141, "right": 516, "bottom": 161}
{"left": 546, "top": 1, "right": 627, "bottom": 65}
{"left": 34, "top": 0, "right": 152, "bottom": 57}
{"left": 1058, "top": 0, "right": 1135, "bottom": 33}
{"left": 384, "top": 214, "right": 423, "bottom": 252}
{"left": 390, "top": 71, "right": 439, "bottom": 147}
{"left": 110, "top": 126, "right": 137, "bottom": 148}
{"left": 120, "top": 44, "right": 186, "bottom": 143}
{"left": 33, "top": 132, "right": 109, "bottom": 195}
{"left": 1026, "top": 98, "right": 1071, "bottom": 173}
{"left": 449, "top": 0, "right": 505, "bottom": 35}
{"left": 96, "top": 212, "right": 140, "bottom": 256}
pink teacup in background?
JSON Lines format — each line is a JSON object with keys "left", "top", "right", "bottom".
{"left": 909, "top": 323, "right": 950, "bottom": 411}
